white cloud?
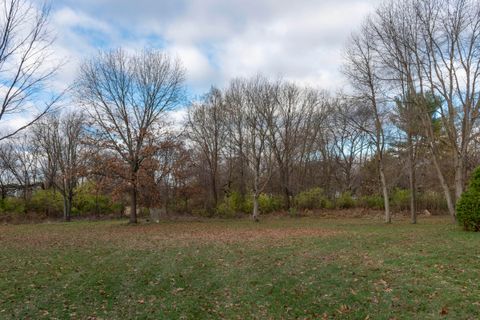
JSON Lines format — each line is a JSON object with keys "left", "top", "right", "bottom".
{"left": 166, "top": 44, "right": 216, "bottom": 93}
{"left": 48, "top": 0, "right": 381, "bottom": 95}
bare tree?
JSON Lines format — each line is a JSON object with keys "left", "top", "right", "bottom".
{"left": 344, "top": 20, "right": 392, "bottom": 223}
{"left": 0, "top": 0, "right": 62, "bottom": 141}
{"left": 415, "top": 0, "right": 480, "bottom": 208}
{"left": 330, "top": 96, "right": 371, "bottom": 194}
{"left": 186, "top": 87, "right": 227, "bottom": 210}
{"left": 77, "top": 48, "right": 185, "bottom": 224}
{"left": 0, "top": 133, "right": 40, "bottom": 203}
{"left": 242, "top": 76, "right": 276, "bottom": 221}
{"left": 34, "top": 112, "right": 86, "bottom": 221}
{"left": 224, "top": 79, "right": 250, "bottom": 203}
{"left": 359, "top": 0, "right": 480, "bottom": 221}
{"left": 266, "top": 82, "right": 323, "bottom": 208}
{"left": 369, "top": 0, "right": 425, "bottom": 223}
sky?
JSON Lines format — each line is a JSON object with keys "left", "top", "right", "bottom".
{"left": 50, "top": 0, "right": 380, "bottom": 96}
{"left": 1, "top": 0, "right": 381, "bottom": 133}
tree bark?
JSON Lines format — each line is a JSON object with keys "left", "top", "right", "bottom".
{"left": 453, "top": 152, "right": 465, "bottom": 202}
{"left": 431, "top": 149, "right": 456, "bottom": 222}
{"left": 130, "top": 181, "right": 138, "bottom": 224}
{"left": 252, "top": 193, "right": 259, "bottom": 222}
{"left": 407, "top": 132, "right": 417, "bottom": 224}
{"left": 63, "top": 195, "right": 71, "bottom": 222}
{"left": 379, "top": 161, "right": 391, "bottom": 223}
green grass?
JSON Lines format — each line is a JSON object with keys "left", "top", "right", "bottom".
{"left": 0, "top": 216, "right": 479, "bottom": 319}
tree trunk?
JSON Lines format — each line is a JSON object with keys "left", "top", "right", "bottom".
{"left": 407, "top": 133, "right": 417, "bottom": 224}
{"left": 379, "top": 160, "right": 391, "bottom": 223}
{"left": 252, "top": 193, "right": 259, "bottom": 222}
{"left": 281, "top": 165, "right": 292, "bottom": 209}
{"left": 211, "top": 168, "right": 218, "bottom": 207}
{"left": 63, "top": 195, "right": 71, "bottom": 222}
{"left": 130, "top": 183, "right": 138, "bottom": 224}
{"left": 283, "top": 187, "right": 291, "bottom": 210}
{"left": 420, "top": 101, "right": 456, "bottom": 222}
{"left": 453, "top": 153, "right": 465, "bottom": 202}
{"left": 431, "top": 150, "right": 456, "bottom": 222}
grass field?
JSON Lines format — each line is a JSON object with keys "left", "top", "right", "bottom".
{"left": 1, "top": 215, "right": 479, "bottom": 319}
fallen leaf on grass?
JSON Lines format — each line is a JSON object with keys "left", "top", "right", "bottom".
{"left": 337, "top": 304, "right": 351, "bottom": 314}
{"left": 440, "top": 306, "right": 448, "bottom": 315}
{"left": 172, "top": 287, "right": 185, "bottom": 294}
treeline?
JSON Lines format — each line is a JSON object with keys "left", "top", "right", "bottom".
{"left": 1, "top": 0, "right": 480, "bottom": 223}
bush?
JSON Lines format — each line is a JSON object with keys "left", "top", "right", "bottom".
{"left": 391, "top": 189, "right": 410, "bottom": 211}
{"left": 259, "top": 194, "right": 283, "bottom": 213}
{"left": 216, "top": 192, "right": 247, "bottom": 217}
{"left": 0, "top": 197, "right": 26, "bottom": 215}
{"left": 457, "top": 167, "right": 480, "bottom": 231}
{"left": 29, "top": 189, "right": 63, "bottom": 215}
{"left": 295, "top": 188, "right": 329, "bottom": 210}
{"left": 358, "top": 195, "right": 384, "bottom": 210}
{"left": 74, "top": 183, "right": 124, "bottom": 216}
{"left": 336, "top": 192, "right": 355, "bottom": 209}
{"left": 243, "top": 193, "right": 283, "bottom": 214}
{"left": 418, "top": 191, "right": 447, "bottom": 212}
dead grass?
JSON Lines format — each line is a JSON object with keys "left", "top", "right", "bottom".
{"left": 1, "top": 215, "right": 479, "bottom": 319}
{"left": 0, "top": 217, "right": 342, "bottom": 250}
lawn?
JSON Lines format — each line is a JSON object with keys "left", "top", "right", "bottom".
{"left": 0, "top": 215, "right": 479, "bottom": 319}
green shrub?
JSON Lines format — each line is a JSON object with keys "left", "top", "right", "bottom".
{"left": 295, "top": 188, "right": 329, "bottom": 210}
{"left": 0, "top": 197, "right": 26, "bottom": 215}
{"left": 75, "top": 192, "right": 121, "bottom": 216}
{"left": 336, "top": 192, "right": 355, "bottom": 209}
{"left": 391, "top": 189, "right": 410, "bottom": 211}
{"left": 29, "top": 189, "right": 63, "bottom": 215}
{"left": 358, "top": 195, "right": 384, "bottom": 210}
{"left": 216, "top": 192, "right": 247, "bottom": 217}
{"left": 215, "top": 202, "right": 236, "bottom": 218}
{"left": 243, "top": 193, "right": 283, "bottom": 214}
{"left": 74, "top": 183, "right": 124, "bottom": 216}
{"left": 457, "top": 167, "right": 480, "bottom": 231}
{"left": 259, "top": 194, "right": 283, "bottom": 213}
{"left": 325, "top": 199, "right": 335, "bottom": 210}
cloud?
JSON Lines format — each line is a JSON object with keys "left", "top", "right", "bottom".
{"left": 48, "top": 0, "right": 381, "bottom": 95}
{"left": 166, "top": 44, "right": 217, "bottom": 93}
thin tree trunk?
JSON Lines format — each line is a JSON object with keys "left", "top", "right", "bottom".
{"left": 408, "top": 133, "right": 417, "bottom": 224}
{"left": 211, "top": 168, "right": 218, "bottom": 207}
{"left": 379, "top": 163, "right": 391, "bottom": 223}
{"left": 453, "top": 152, "right": 465, "bottom": 202}
{"left": 252, "top": 193, "right": 259, "bottom": 222}
{"left": 130, "top": 183, "right": 138, "bottom": 224}
{"left": 282, "top": 169, "right": 291, "bottom": 209}
{"left": 431, "top": 150, "right": 456, "bottom": 222}
{"left": 63, "top": 195, "right": 71, "bottom": 222}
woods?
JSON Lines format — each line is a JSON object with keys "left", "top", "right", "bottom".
{"left": 3, "top": 0, "right": 480, "bottom": 319}
{"left": 1, "top": 0, "right": 480, "bottom": 226}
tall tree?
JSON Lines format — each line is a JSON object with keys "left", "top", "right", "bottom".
{"left": 34, "top": 112, "right": 86, "bottom": 221}
{"left": 344, "top": 20, "right": 392, "bottom": 223}
{"left": 242, "top": 76, "right": 276, "bottom": 221}
{"left": 266, "top": 82, "right": 323, "bottom": 208}
{"left": 186, "top": 87, "right": 227, "bottom": 210}
{"left": 77, "top": 48, "right": 185, "bottom": 223}
{"left": 0, "top": 133, "right": 40, "bottom": 203}
{"left": 0, "top": 0, "right": 62, "bottom": 141}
